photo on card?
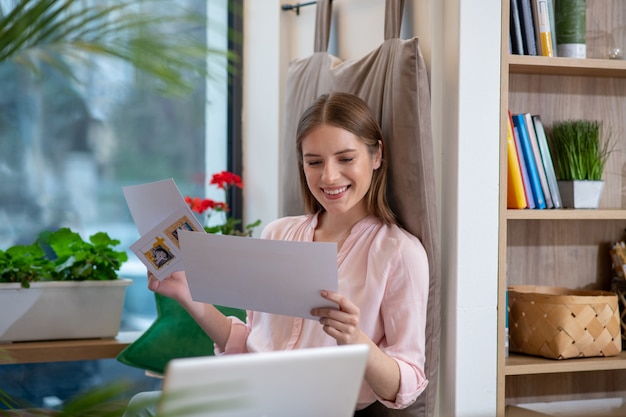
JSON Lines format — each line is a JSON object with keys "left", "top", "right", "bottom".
{"left": 146, "top": 238, "right": 176, "bottom": 269}
{"left": 165, "top": 215, "right": 202, "bottom": 248}
{"left": 131, "top": 233, "right": 182, "bottom": 279}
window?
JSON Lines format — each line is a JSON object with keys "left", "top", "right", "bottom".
{"left": 0, "top": 0, "right": 239, "bottom": 408}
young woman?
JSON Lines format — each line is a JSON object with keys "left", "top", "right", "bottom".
{"left": 127, "top": 91, "right": 429, "bottom": 415}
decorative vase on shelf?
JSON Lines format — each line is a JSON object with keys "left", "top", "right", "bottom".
{"left": 557, "top": 180, "right": 604, "bottom": 209}
{"left": 555, "top": 0, "right": 587, "bottom": 58}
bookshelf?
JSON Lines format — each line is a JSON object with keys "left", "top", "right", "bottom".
{"left": 498, "top": 1, "right": 626, "bottom": 415}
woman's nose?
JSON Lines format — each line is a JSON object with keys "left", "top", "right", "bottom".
{"left": 322, "top": 162, "right": 339, "bottom": 183}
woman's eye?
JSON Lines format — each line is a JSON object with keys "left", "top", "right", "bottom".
{"left": 340, "top": 158, "right": 354, "bottom": 163}
{"left": 306, "top": 160, "right": 322, "bottom": 166}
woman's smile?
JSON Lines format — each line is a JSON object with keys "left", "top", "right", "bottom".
{"left": 322, "top": 185, "right": 350, "bottom": 198}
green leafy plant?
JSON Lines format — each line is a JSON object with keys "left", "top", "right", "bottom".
{"left": 0, "top": 378, "right": 244, "bottom": 416}
{"left": 0, "top": 0, "right": 236, "bottom": 96}
{"left": 0, "top": 227, "right": 128, "bottom": 288}
{"left": 547, "top": 119, "right": 614, "bottom": 181}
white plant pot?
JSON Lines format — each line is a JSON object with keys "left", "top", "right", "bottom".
{"left": 557, "top": 180, "right": 605, "bottom": 209}
{"left": 0, "top": 279, "right": 132, "bottom": 343}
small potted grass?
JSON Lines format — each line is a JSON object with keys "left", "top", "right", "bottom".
{"left": 547, "top": 119, "right": 614, "bottom": 209}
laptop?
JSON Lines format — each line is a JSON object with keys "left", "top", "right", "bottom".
{"left": 158, "top": 344, "right": 369, "bottom": 417}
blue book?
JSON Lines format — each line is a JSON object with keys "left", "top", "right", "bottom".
{"left": 532, "top": 114, "right": 562, "bottom": 208}
{"left": 513, "top": 114, "right": 546, "bottom": 209}
{"left": 509, "top": 112, "right": 535, "bottom": 208}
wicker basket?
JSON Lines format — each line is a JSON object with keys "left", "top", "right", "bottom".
{"left": 611, "top": 278, "right": 626, "bottom": 349}
{"left": 508, "top": 285, "right": 622, "bottom": 360}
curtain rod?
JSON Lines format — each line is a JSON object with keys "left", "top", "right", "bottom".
{"left": 281, "top": 1, "right": 322, "bottom": 15}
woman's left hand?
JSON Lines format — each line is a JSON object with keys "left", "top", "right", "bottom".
{"left": 311, "top": 290, "right": 365, "bottom": 345}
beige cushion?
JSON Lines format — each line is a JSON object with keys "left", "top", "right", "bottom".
{"left": 280, "top": 1, "right": 440, "bottom": 416}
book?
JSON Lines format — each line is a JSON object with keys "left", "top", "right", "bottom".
{"left": 517, "top": 0, "right": 538, "bottom": 56}
{"left": 532, "top": 114, "right": 562, "bottom": 208}
{"left": 523, "top": 112, "right": 553, "bottom": 208}
{"left": 510, "top": 0, "right": 525, "bottom": 55}
{"left": 509, "top": 111, "right": 535, "bottom": 209}
{"left": 513, "top": 113, "right": 545, "bottom": 208}
{"left": 531, "top": 0, "right": 554, "bottom": 56}
{"left": 506, "top": 113, "right": 527, "bottom": 208}
{"left": 546, "top": 0, "right": 558, "bottom": 56}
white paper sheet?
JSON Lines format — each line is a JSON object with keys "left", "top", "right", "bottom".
{"left": 179, "top": 230, "right": 339, "bottom": 320}
{"left": 122, "top": 178, "right": 191, "bottom": 236}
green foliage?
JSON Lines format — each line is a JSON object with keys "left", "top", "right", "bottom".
{"left": 547, "top": 119, "right": 614, "bottom": 181}
{"left": 54, "top": 380, "right": 136, "bottom": 417}
{"left": 0, "top": 378, "right": 244, "bottom": 416}
{"left": 0, "top": 379, "right": 144, "bottom": 417}
{"left": 204, "top": 218, "right": 262, "bottom": 237}
{"left": 0, "top": 242, "right": 54, "bottom": 287}
{"left": 0, "top": 0, "right": 237, "bottom": 96}
{"left": 0, "top": 227, "right": 127, "bottom": 288}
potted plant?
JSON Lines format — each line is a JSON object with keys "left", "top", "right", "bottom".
{"left": 0, "top": 227, "right": 130, "bottom": 343}
{"left": 547, "top": 119, "right": 614, "bottom": 209}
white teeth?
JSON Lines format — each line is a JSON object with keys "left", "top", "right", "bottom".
{"left": 324, "top": 186, "right": 347, "bottom": 195}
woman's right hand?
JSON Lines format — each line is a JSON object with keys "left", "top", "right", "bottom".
{"left": 147, "top": 270, "right": 193, "bottom": 305}
{"left": 148, "top": 270, "right": 233, "bottom": 349}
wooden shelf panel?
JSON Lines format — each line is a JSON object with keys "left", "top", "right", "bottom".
{"left": 506, "top": 55, "right": 626, "bottom": 78}
{"left": 507, "top": 209, "right": 626, "bottom": 220}
{"left": 0, "top": 331, "right": 141, "bottom": 364}
{"left": 505, "top": 351, "right": 626, "bottom": 375}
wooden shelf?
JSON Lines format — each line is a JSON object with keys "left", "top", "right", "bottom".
{"left": 505, "top": 351, "right": 626, "bottom": 376}
{"left": 0, "top": 331, "right": 141, "bottom": 365}
{"left": 507, "top": 209, "right": 626, "bottom": 220}
{"left": 497, "top": 2, "right": 626, "bottom": 415}
{"left": 506, "top": 55, "right": 626, "bottom": 78}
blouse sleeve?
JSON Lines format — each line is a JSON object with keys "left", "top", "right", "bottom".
{"left": 213, "top": 311, "right": 252, "bottom": 355}
{"left": 375, "top": 231, "right": 430, "bottom": 409}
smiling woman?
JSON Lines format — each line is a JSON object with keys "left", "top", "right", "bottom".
{"left": 0, "top": 0, "right": 238, "bottom": 410}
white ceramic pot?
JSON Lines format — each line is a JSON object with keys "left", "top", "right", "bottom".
{"left": 557, "top": 180, "right": 605, "bottom": 209}
{"left": 0, "top": 279, "right": 132, "bottom": 343}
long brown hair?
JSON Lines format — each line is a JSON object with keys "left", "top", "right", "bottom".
{"left": 295, "top": 92, "right": 396, "bottom": 224}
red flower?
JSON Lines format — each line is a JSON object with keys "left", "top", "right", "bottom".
{"left": 210, "top": 170, "right": 243, "bottom": 189}
{"left": 185, "top": 196, "right": 229, "bottom": 214}
{"left": 183, "top": 170, "right": 258, "bottom": 237}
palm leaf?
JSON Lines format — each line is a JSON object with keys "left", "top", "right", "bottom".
{"left": 0, "top": 0, "right": 237, "bottom": 96}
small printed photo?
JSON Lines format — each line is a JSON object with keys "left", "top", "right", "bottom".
{"left": 166, "top": 215, "right": 200, "bottom": 248}
{"left": 146, "top": 244, "right": 175, "bottom": 269}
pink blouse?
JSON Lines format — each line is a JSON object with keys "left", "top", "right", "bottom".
{"left": 219, "top": 213, "right": 429, "bottom": 410}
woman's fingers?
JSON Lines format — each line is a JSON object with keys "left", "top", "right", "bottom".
{"left": 311, "top": 290, "right": 361, "bottom": 344}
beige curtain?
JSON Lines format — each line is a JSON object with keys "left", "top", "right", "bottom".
{"left": 280, "top": 1, "right": 441, "bottom": 416}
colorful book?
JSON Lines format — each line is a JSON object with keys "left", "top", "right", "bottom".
{"left": 531, "top": 0, "right": 554, "bottom": 56}
{"left": 510, "top": 0, "right": 525, "bottom": 55}
{"left": 510, "top": 111, "right": 535, "bottom": 209}
{"left": 513, "top": 113, "right": 545, "bottom": 208}
{"left": 546, "top": 0, "right": 558, "bottom": 56}
{"left": 517, "top": 0, "right": 538, "bottom": 55}
{"left": 524, "top": 113, "right": 553, "bottom": 208}
{"left": 532, "top": 114, "right": 562, "bottom": 208}
{"left": 506, "top": 113, "right": 527, "bottom": 208}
